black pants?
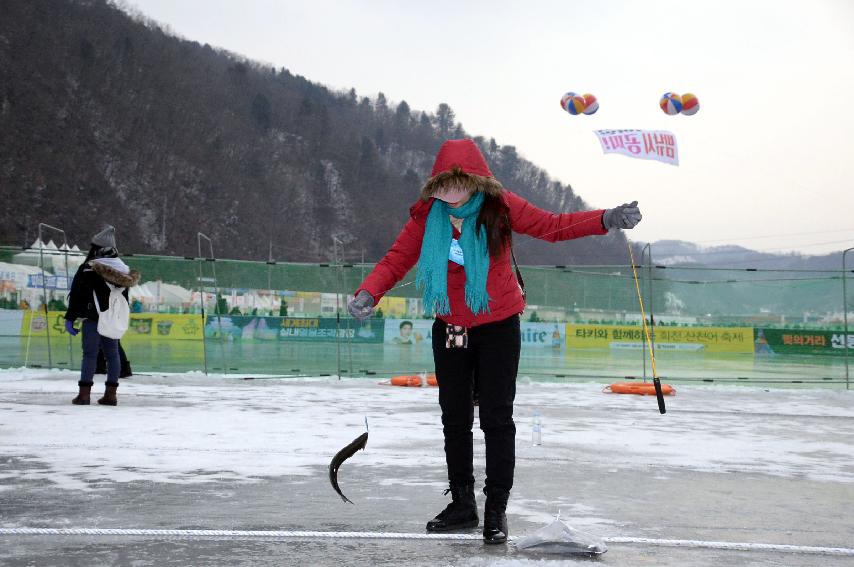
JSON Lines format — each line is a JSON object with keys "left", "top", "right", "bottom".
{"left": 96, "top": 341, "right": 132, "bottom": 378}
{"left": 432, "top": 315, "right": 521, "bottom": 492}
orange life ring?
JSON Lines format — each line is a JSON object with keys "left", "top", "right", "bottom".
{"left": 603, "top": 382, "right": 676, "bottom": 396}
{"left": 387, "top": 374, "right": 438, "bottom": 387}
{"left": 390, "top": 375, "right": 422, "bottom": 387}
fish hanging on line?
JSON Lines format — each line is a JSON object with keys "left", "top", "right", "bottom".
{"left": 328, "top": 417, "right": 369, "bottom": 504}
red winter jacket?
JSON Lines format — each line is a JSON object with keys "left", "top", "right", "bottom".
{"left": 356, "top": 191, "right": 607, "bottom": 328}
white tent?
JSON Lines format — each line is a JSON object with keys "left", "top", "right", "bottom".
{"left": 0, "top": 261, "right": 43, "bottom": 288}
{"left": 12, "top": 239, "right": 85, "bottom": 272}
{"left": 141, "top": 281, "right": 193, "bottom": 307}
{"left": 129, "top": 284, "right": 156, "bottom": 303}
{"left": 11, "top": 239, "right": 45, "bottom": 267}
{"left": 240, "top": 291, "right": 275, "bottom": 312}
{"left": 0, "top": 261, "right": 57, "bottom": 307}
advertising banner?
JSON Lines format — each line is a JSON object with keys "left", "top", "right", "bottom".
{"left": 755, "top": 328, "right": 854, "bottom": 356}
{"left": 21, "top": 311, "right": 204, "bottom": 341}
{"left": 384, "top": 319, "right": 434, "bottom": 345}
{"left": 27, "top": 274, "right": 70, "bottom": 290}
{"left": 566, "top": 324, "right": 753, "bottom": 353}
{"left": 206, "top": 316, "right": 384, "bottom": 343}
{"left": 376, "top": 297, "right": 408, "bottom": 318}
{"left": 521, "top": 322, "right": 565, "bottom": 349}
{"left": 0, "top": 309, "right": 24, "bottom": 336}
{"left": 594, "top": 129, "right": 679, "bottom": 166}
{"left": 382, "top": 320, "right": 566, "bottom": 350}
{"left": 123, "top": 314, "right": 205, "bottom": 341}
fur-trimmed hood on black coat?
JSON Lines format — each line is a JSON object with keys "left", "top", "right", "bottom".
{"left": 90, "top": 261, "right": 141, "bottom": 288}
{"left": 64, "top": 260, "right": 141, "bottom": 322}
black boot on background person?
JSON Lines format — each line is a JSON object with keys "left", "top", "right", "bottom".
{"left": 482, "top": 486, "right": 510, "bottom": 544}
{"left": 426, "top": 483, "right": 479, "bottom": 532}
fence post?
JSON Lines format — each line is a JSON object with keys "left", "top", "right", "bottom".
{"left": 196, "top": 260, "right": 208, "bottom": 376}
{"left": 198, "top": 233, "right": 226, "bottom": 375}
{"left": 843, "top": 247, "right": 853, "bottom": 390}
{"left": 37, "top": 223, "right": 70, "bottom": 369}
{"left": 640, "top": 243, "right": 654, "bottom": 382}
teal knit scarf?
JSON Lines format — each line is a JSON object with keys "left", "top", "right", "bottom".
{"left": 416, "top": 192, "right": 490, "bottom": 316}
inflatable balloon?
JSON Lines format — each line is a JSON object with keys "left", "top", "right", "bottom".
{"left": 681, "top": 92, "right": 699, "bottom": 115}
{"left": 560, "top": 92, "right": 577, "bottom": 111}
{"left": 582, "top": 93, "right": 599, "bottom": 115}
{"left": 659, "top": 92, "right": 682, "bottom": 115}
{"left": 564, "top": 94, "right": 587, "bottom": 115}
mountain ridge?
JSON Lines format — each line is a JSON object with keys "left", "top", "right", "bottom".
{"left": 646, "top": 239, "right": 845, "bottom": 271}
{"left": 0, "top": 0, "right": 629, "bottom": 265}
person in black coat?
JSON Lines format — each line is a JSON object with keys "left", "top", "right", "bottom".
{"left": 95, "top": 344, "right": 132, "bottom": 379}
{"left": 64, "top": 226, "right": 140, "bottom": 406}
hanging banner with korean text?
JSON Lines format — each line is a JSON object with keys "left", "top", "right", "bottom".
{"left": 566, "top": 324, "right": 753, "bottom": 353}
{"left": 594, "top": 129, "right": 679, "bottom": 166}
{"left": 754, "top": 328, "right": 854, "bottom": 356}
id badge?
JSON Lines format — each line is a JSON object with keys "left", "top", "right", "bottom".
{"left": 448, "top": 239, "right": 465, "bottom": 266}
{"left": 445, "top": 324, "right": 468, "bottom": 349}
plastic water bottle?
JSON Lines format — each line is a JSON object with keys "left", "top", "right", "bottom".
{"left": 532, "top": 411, "right": 542, "bottom": 446}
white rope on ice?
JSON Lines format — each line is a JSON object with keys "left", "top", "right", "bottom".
{"left": 1, "top": 528, "right": 853, "bottom": 556}
{"left": 0, "top": 528, "right": 480, "bottom": 541}
{"left": 604, "top": 536, "right": 854, "bottom": 556}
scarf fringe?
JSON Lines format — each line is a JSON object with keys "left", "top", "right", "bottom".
{"left": 465, "top": 285, "right": 491, "bottom": 316}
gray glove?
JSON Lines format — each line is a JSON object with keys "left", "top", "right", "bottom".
{"left": 603, "top": 201, "right": 642, "bottom": 229}
{"left": 347, "top": 290, "right": 375, "bottom": 321}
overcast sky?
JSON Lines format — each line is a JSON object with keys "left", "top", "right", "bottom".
{"left": 125, "top": 0, "right": 854, "bottom": 255}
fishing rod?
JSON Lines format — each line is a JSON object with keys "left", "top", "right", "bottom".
{"left": 627, "top": 242, "right": 666, "bottom": 414}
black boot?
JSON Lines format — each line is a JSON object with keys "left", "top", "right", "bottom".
{"left": 426, "top": 483, "right": 479, "bottom": 532}
{"left": 72, "top": 382, "right": 92, "bottom": 405}
{"left": 482, "top": 487, "right": 509, "bottom": 544}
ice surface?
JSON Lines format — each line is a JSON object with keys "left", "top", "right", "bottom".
{"left": 1, "top": 369, "right": 852, "bottom": 491}
{"left": 1, "top": 368, "right": 853, "bottom": 566}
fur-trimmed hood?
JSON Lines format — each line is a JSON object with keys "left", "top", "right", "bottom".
{"left": 90, "top": 260, "right": 140, "bottom": 288}
{"left": 420, "top": 139, "right": 504, "bottom": 201}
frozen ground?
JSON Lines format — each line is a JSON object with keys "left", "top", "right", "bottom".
{"left": 0, "top": 369, "right": 852, "bottom": 566}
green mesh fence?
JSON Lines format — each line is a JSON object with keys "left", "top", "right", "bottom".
{"left": 0, "top": 245, "right": 851, "bottom": 386}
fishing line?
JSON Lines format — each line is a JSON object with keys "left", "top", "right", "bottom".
{"left": 367, "top": 214, "right": 607, "bottom": 299}
{"left": 627, "top": 242, "right": 666, "bottom": 414}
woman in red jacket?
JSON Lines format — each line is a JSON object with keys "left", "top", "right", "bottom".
{"left": 348, "top": 139, "right": 641, "bottom": 544}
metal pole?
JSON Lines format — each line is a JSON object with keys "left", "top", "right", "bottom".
{"left": 37, "top": 223, "right": 68, "bottom": 369}
{"left": 268, "top": 240, "right": 274, "bottom": 314}
{"left": 199, "top": 233, "right": 227, "bottom": 375}
{"left": 63, "top": 234, "right": 72, "bottom": 368}
{"left": 647, "top": 243, "right": 655, "bottom": 360}
{"left": 38, "top": 235, "right": 50, "bottom": 369}
{"left": 843, "top": 247, "right": 853, "bottom": 390}
{"left": 197, "top": 254, "right": 208, "bottom": 376}
{"left": 331, "top": 236, "right": 354, "bottom": 378}
{"left": 332, "top": 237, "right": 341, "bottom": 379}
{"left": 342, "top": 243, "right": 353, "bottom": 376}
{"left": 640, "top": 243, "right": 650, "bottom": 382}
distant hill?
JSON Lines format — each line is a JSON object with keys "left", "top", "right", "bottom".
{"left": 0, "top": 0, "right": 629, "bottom": 264}
{"left": 635, "top": 240, "right": 847, "bottom": 321}
{"left": 648, "top": 239, "right": 844, "bottom": 271}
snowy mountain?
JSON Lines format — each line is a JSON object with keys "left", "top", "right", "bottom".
{"left": 0, "top": 0, "right": 628, "bottom": 264}
{"left": 647, "top": 240, "right": 843, "bottom": 270}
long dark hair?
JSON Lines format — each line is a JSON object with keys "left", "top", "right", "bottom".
{"left": 476, "top": 194, "right": 512, "bottom": 258}
{"left": 84, "top": 244, "right": 101, "bottom": 262}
